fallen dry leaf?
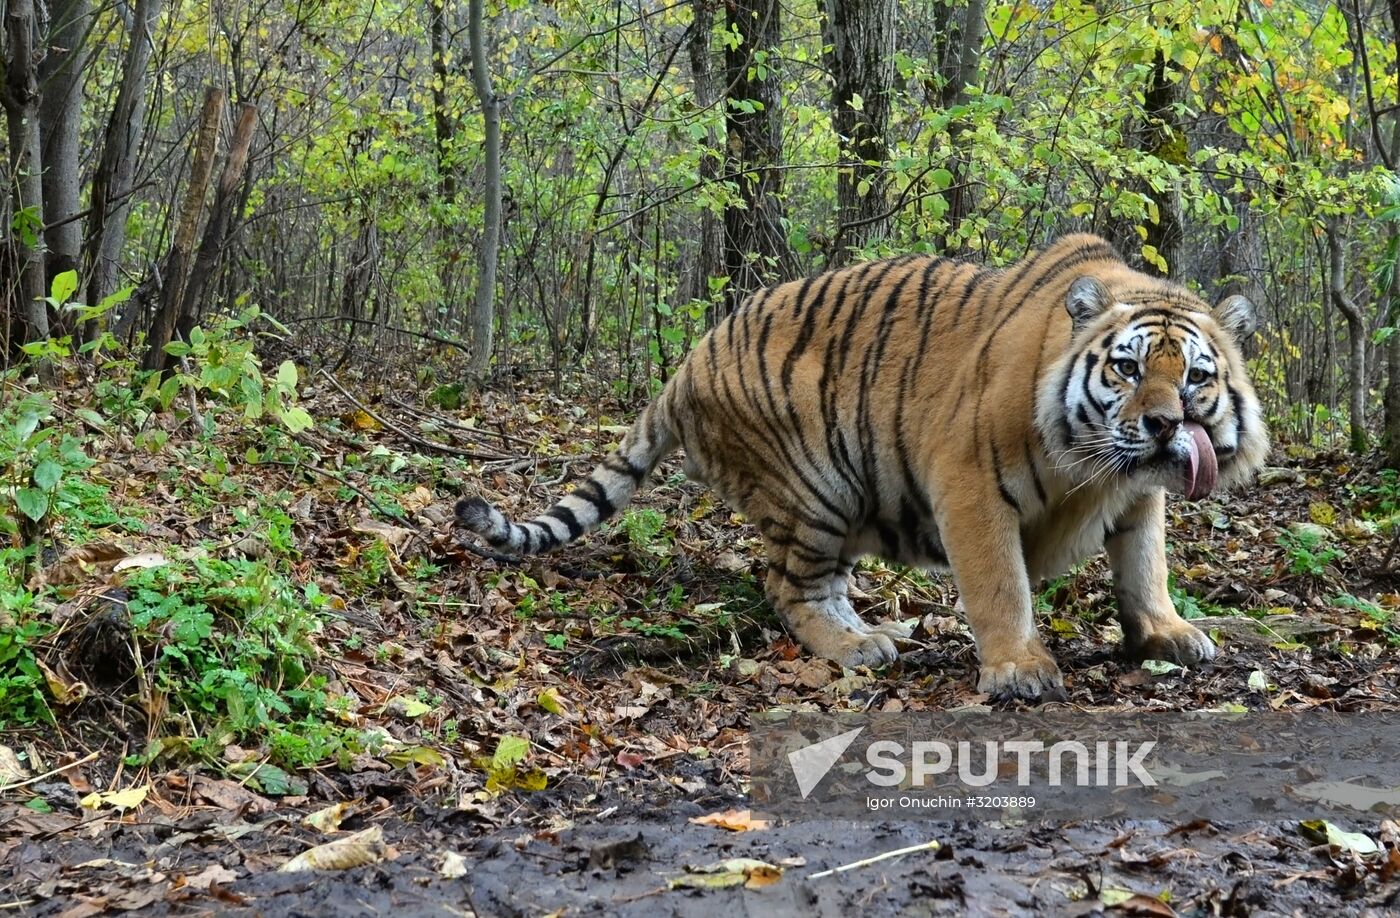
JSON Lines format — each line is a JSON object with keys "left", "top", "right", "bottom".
{"left": 79, "top": 784, "right": 148, "bottom": 811}
{"left": 177, "top": 863, "right": 239, "bottom": 891}
{"left": 302, "top": 801, "right": 354, "bottom": 834}
{"left": 280, "top": 825, "right": 388, "bottom": 872}
{"left": 0, "top": 744, "right": 28, "bottom": 785}
{"left": 688, "top": 808, "right": 769, "bottom": 832}
{"left": 439, "top": 850, "right": 468, "bottom": 878}
{"left": 669, "top": 857, "right": 783, "bottom": 890}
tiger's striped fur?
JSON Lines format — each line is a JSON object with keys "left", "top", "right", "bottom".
{"left": 457, "top": 234, "right": 1270, "bottom": 700}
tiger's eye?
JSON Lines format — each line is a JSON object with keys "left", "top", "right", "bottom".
{"left": 1115, "top": 359, "right": 1139, "bottom": 379}
{"left": 1187, "top": 367, "right": 1210, "bottom": 385}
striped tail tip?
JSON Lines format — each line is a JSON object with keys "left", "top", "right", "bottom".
{"left": 455, "top": 496, "right": 511, "bottom": 546}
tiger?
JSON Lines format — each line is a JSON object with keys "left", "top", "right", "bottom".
{"left": 457, "top": 234, "right": 1270, "bottom": 700}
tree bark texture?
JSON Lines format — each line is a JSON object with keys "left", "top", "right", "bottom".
{"left": 723, "top": 0, "right": 796, "bottom": 311}
{"left": 931, "top": 0, "right": 984, "bottom": 254}
{"left": 141, "top": 87, "right": 223, "bottom": 372}
{"left": 822, "top": 0, "right": 895, "bottom": 264}
{"left": 1139, "top": 48, "right": 1186, "bottom": 280}
{"left": 178, "top": 102, "right": 258, "bottom": 339}
{"left": 84, "top": 0, "right": 161, "bottom": 312}
{"left": 38, "top": 0, "right": 90, "bottom": 294}
{"left": 688, "top": 0, "right": 724, "bottom": 324}
{"left": 465, "top": 0, "right": 499, "bottom": 379}
{"left": 3, "top": 0, "right": 50, "bottom": 346}
{"left": 1327, "top": 223, "right": 1368, "bottom": 454}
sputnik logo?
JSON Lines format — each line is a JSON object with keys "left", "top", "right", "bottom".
{"left": 787, "top": 727, "right": 865, "bottom": 799}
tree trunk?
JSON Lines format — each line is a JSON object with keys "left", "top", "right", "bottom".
{"left": 1383, "top": 230, "right": 1400, "bottom": 466}
{"left": 822, "top": 0, "right": 895, "bottom": 265}
{"left": 1139, "top": 48, "right": 1186, "bottom": 280}
{"left": 37, "top": 0, "right": 90, "bottom": 306}
{"left": 723, "top": 0, "right": 797, "bottom": 311}
{"left": 84, "top": 0, "right": 161, "bottom": 312}
{"left": 429, "top": 0, "right": 460, "bottom": 327}
{"left": 929, "top": 0, "right": 985, "bottom": 254}
{"left": 3, "top": 0, "right": 50, "bottom": 349}
{"left": 141, "top": 87, "right": 223, "bottom": 372}
{"left": 177, "top": 102, "right": 257, "bottom": 340}
{"left": 465, "top": 0, "right": 499, "bottom": 380}
{"left": 1327, "top": 222, "right": 1368, "bottom": 454}
{"left": 688, "top": 0, "right": 724, "bottom": 326}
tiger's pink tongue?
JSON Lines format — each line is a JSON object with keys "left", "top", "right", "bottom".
{"left": 1183, "top": 421, "right": 1217, "bottom": 500}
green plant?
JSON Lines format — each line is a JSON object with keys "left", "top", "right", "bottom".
{"left": 0, "top": 616, "right": 51, "bottom": 728}
{"left": 1333, "top": 593, "right": 1400, "bottom": 645}
{"left": 614, "top": 507, "right": 669, "bottom": 552}
{"left": 1278, "top": 527, "right": 1345, "bottom": 577}
{"left": 0, "top": 393, "right": 97, "bottom": 560}
{"left": 124, "top": 557, "right": 360, "bottom": 767}
{"left": 148, "top": 307, "right": 313, "bottom": 435}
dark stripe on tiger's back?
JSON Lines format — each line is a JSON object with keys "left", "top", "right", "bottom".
{"left": 856, "top": 265, "right": 920, "bottom": 510}
{"left": 780, "top": 269, "right": 840, "bottom": 390}
{"left": 751, "top": 310, "right": 856, "bottom": 524}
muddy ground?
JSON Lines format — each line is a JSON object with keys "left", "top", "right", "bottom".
{"left": 7, "top": 791, "right": 1395, "bottom": 917}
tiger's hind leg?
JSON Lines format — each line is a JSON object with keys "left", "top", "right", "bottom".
{"left": 762, "top": 527, "right": 901, "bottom": 668}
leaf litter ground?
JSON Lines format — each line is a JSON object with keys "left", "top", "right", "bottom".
{"left": 4, "top": 371, "right": 1400, "bottom": 915}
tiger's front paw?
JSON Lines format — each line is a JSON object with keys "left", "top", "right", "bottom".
{"left": 799, "top": 625, "right": 901, "bottom": 669}
{"left": 977, "top": 649, "right": 1066, "bottom": 702}
{"left": 1127, "top": 622, "right": 1217, "bottom": 666}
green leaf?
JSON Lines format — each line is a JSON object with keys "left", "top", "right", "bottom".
{"left": 385, "top": 745, "right": 447, "bottom": 768}
{"left": 31, "top": 459, "right": 62, "bottom": 491}
{"left": 492, "top": 735, "right": 530, "bottom": 770}
{"left": 227, "top": 761, "right": 308, "bottom": 796}
{"left": 15, "top": 488, "right": 49, "bottom": 521}
{"left": 163, "top": 340, "right": 191, "bottom": 357}
{"left": 1299, "top": 820, "right": 1380, "bottom": 855}
{"left": 277, "top": 360, "right": 298, "bottom": 391}
{"left": 16, "top": 413, "right": 40, "bottom": 442}
{"left": 280, "top": 406, "right": 314, "bottom": 434}
{"left": 49, "top": 270, "right": 78, "bottom": 305}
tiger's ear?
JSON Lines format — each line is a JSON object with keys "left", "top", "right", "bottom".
{"left": 1066, "top": 276, "right": 1113, "bottom": 330}
{"left": 1212, "top": 294, "right": 1257, "bottom": 339}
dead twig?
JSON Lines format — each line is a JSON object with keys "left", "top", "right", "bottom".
{"left": 808, "top": 839, "right": 942, "bottom": 879}
{"left": 0, "top": 751, "right": 100, "bottom": 794}
{"left": 262, "top": 457, "right": 401, "bottom": 521}
{"left": 385, "top": 394, "right": 540, "bottom": 449}
{"left": 318, "top": 369, "right": 510, "bottom": 461}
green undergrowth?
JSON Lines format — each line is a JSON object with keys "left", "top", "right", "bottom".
{"left": 1, "top": 310, "right": 368, "bottom": 773}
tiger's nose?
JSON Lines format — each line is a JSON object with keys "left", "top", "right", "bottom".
{"left": 1142, "top": 413, "right": 1182, "bottom": 444}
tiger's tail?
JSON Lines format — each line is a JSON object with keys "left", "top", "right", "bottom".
{"left": 455, "top": 396, "right": 678, "bottom": 554}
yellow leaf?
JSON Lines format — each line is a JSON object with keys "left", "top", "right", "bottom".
{"left": 1308, "top": 502, "right": 1336, "bottom": 526}
{"left": 79, "top": 785, "right": 149, "bottom": 811}
{"left": 279, "top": 826, "right": 388, "bottom": 872}
{"left": 537, "top": 688, "right": 566, "bottom": 715}
{"left": 688, "top": 808, "right": 770, "bottom": 832}
{"left": 350, "top": 410, "right": 380, "bottom": 431}
{"left": 302, "top": 801, "right": 354, "bottom": 834}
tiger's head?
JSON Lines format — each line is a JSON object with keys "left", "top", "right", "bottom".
{"left": 1037, "top": 274, "right": 1270, "bottom": 499}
